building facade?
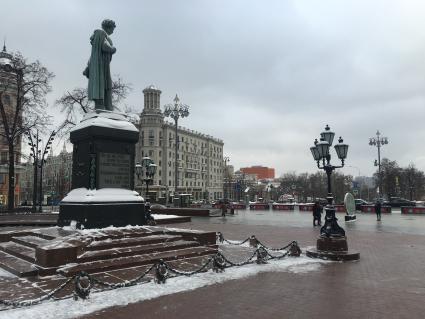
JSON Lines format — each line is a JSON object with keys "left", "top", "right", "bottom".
{"left": 0, "top": 45, "right": 23, "bottom": 206}
{"left": 136, "top": 85, "right": 224, "bottom": 202}
{"left": 240, "top": 166, "right": 275, "bottom": 180}
{"left": 20, "top": 144, "right": 73, "bottom": 205}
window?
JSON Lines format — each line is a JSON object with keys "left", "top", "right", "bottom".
{"left": 149, "top": 130, "right": 154, "bottom": 146}
{"left": 141, "top": 131, "right": 144, "bottom": 146}
{"left": 149, "top": 150, "right": 154, "bottom": 156}
{"left": 2, "top": 94, "right": 11, "bottom": 106}
{"left": 0, "top": 152, "right": 7, "bottom": 164}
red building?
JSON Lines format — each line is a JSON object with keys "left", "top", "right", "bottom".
{"left": 240, "top": 166, "right": 275, "bottom": 180}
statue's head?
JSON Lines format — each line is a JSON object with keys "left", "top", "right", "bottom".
{"left": 101, "top": 19, "right": 116, "bottom": 35}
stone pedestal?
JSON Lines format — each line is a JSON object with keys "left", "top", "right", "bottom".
{"left": 306, "top": 236, "right": 360, "bottom": 261}
{"left": 58, "top": 112, "right": 146, "bottom": 228}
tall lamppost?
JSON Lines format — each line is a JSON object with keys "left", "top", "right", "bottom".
{"left": 25, "top": 129, "right": 55, "bottom": 212}
{"left": 307, "top": 125, "right": 359, "bottom": 261}
{"left": 164, "top": 95, "right": 189, "bottom": 196}
{"left": 135, "top": 156, "right": 157, "bottom": 201}
{"left": 26, "top": 130, "right": 40, "bottom": 212}
{"left": 223, "top": 156, "right": 230, "bottom": 201}
{"left": 369, "top": 130, "right": 388, "bottom": 198}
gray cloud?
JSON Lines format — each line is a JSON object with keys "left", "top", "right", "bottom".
{"left": 2, "top": 0, "right": 425, "bottom": 176}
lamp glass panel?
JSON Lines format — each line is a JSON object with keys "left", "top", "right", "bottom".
{"left": 321, "top": 130, "right": 335, "bottom": 146}
{"left": 317, "top": 141, "right": 330, "bottom": 158}
{"left": 335, "top": 143, "right": 349, "bottom": 159}
{"left": 310, "top": 146, "right": 320, "bottom": 161}
{"left": 148, "top": 163, "right": 157, "bottom": 175}
{"left": 141, "top": 156, "right": 151, "bottom": 168}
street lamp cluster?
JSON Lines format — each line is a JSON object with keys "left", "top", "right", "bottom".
{"left": 307, "top": 125, "right": 359, "bottom": 261}
{"left": 164, "top": 95, "right": 190, "bottom": 195}
{"left": 369, "top": 130, "right": 389, "bottom": 197}
{"left": 135, "top": 156, "right": 157, "bottom": 201}
{"left": 309, "top": 124, "right": 348, "bottom": 237}
{"left": 25, "top": 129, "right": 55, "bottom": 212}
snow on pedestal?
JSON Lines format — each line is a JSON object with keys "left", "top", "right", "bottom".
{"left": 70, "top": 111, "right": 138, "bottom": 133}
{"left": 61, "top": 188, "right": 144, "bottom": 203}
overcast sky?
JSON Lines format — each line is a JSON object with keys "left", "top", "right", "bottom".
{"left": 2, "top": 0, "right": 425, "bottom": 177}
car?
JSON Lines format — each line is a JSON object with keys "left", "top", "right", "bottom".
{"left": 354, "top": 199, "right": 370, "bottom": 211}
{"left": 383, "top": 197, "right": 416, "bottom": 208}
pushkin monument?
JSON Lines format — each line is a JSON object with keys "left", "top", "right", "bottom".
{"left": 58, "top": 19, "right": 147, "bottom": 228}
{"left": 83, "top": 19, "right": 116, "bottom": 111}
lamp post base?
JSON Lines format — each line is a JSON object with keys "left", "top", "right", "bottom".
{"left": 306, "top": 236, "right": 360, "bottom": 261}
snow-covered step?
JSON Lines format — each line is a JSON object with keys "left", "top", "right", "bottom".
{"left": 82, "top": 229, "right": 165, "bottom": 242}
{"left": 85, "top": 234, "right": 182, "bottom": 251}
{"left": 11, "top": 235, "right": 52, "bottom": 249}
{"left": 0, "top": 250, "right": 38, "bottom": 277}
{"left": 59, "top": 246, "right": 218, "bottom": 276}
{"left": 0, "top": 242, "right": 36, "bottom": 263}
{"left": 78, "top": 239, "right": 200, "bottom": 262}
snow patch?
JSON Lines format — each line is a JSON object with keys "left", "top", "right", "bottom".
{"left": 0, "top": 268, "right": 16, "bottom": 278}
{"left": 61, "top": 188, "right": 144, "bottom": 203}
{"left": 151, "top": 214, "right": 181, "bottom": 220}
{"left": 0, "top": 256, "right": 327, "bottom": 319}
{"left": 71, "top": 112, "right": 138, "bottom": 132}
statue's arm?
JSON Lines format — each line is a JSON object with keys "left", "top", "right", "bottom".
{"left": 102, "top": 37, "right": 116, "bottom": 54}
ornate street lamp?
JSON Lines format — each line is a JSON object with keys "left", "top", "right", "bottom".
{"left": 307, "top": 125, "right": 359, "bottom": 261}
{"left": 223, "top": 156, "right": 230, "bottom": 201}
{"left": 164, "top": 95, "right": 190, "bottom": 196}
{"left": 369, "top": 130, "right": 388, "bottom": 198}
{"left": 135, "top": 157, "right": 157, "bottom": 201}
{"left": 25, "top": 129, "right": 56, "bottom": 212}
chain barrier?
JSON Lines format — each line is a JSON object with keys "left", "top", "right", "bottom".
{"left": 91, "top": 264, "right": 156, "bottom": 289}
{"left": 0, "top": 276, "right": 74, "bottom": 308}
{"left": 0, "top": 233, "right": 301, "bottom": 310}
{"left": 217, "top": 232, "right": 301, "bottom": 252}
{"left": 216, "top": 232, "right": 251, "bottom": 246}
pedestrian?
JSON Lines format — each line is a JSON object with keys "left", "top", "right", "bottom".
{"left": 221, "top": 202, "right": 227, "bottom": 217}
{"left": 375, "top": 199, "right": 382, "bottom": 221}
{"left": 312, "top": 201, "right": 320, "bottom": 226}
{"left": 317, "top": 203, "right": 323, "bottom": 226}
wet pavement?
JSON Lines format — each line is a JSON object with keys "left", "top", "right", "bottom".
{"left": 201, "top": 208, "right": 425, "bottom": 236}
{"left": 75, "top": 208, "right": 425, "bottom": 319}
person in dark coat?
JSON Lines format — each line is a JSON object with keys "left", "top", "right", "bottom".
{"left": 312, "top": 201, "right": 322, "bottom": 226}
{"left": 375, "top": 200, "right": 382, "bottom": 221}
{"left": 317, "top": 203, "right": 323, "bottom": 226}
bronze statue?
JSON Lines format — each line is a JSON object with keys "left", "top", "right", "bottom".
{"left": 83, "top": 19, "right": 116, "bottom": 111}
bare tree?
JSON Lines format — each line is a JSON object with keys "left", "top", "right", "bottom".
{"left": 55, "top": 75, "right": 133, "bottom": 131}
{"left": 0, "top": 51, "right": 54, "bottom": 210}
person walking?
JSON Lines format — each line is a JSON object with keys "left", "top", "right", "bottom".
{"left": 221, "top": 201, "right": 227, "bottom": 217}
{"left": 317, "top": 203, "right": 323, "bottom": 226}
{"left": 312, "top": 201, "right": 321, "bottom": 226}
{"left": 375, "top": 199, "right": 382, "bottom": 221}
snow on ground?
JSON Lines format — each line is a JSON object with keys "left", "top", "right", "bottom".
{"left": 0, "top": 255, "right": 328, "bottom": 319}
{"left": 0, "top": 268, "right": 16, "bottom": 278}
{"left": 151, "top": 214, "right": 180, "bottom": 220}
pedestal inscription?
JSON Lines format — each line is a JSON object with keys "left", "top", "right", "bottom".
{"left": 98, "top": 152, "right": 131, "bottom": 188}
